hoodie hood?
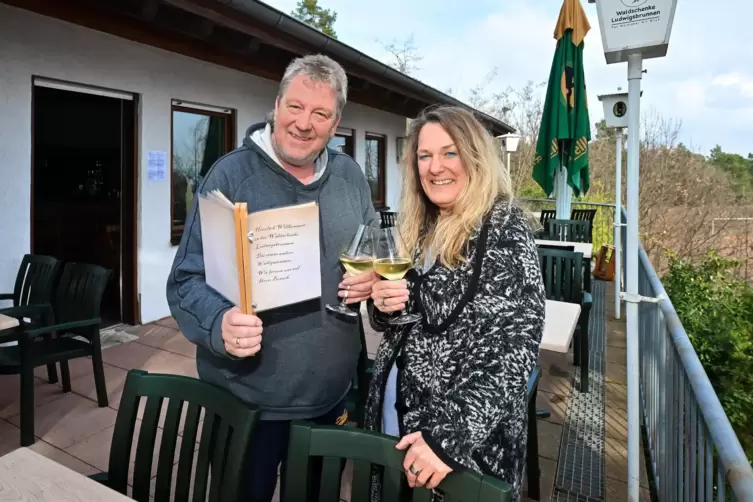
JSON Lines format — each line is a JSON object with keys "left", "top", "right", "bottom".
{"left": 242, "top": 122, "right": 332, "bottom": 257}
{"left": 244, "top": 122, "right": 329, "bottom": 187}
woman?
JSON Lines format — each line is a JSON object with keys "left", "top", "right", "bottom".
{"left": 364, "top": 105, "right": 545, "bottom": 501}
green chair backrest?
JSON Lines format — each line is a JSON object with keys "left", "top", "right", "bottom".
{"left": 12, "top": 254, "right": 62, "bottom": 309}
{"left": 536, "top": 247, "right": 584, "bottom": 304}
{"left": 547, "top": 219, "right": 591, "bottom": 243}
{"left": 539, "top": 209, "right": 556, "bottom": 228}
{"left": 284, "top": 421, "right": 511, "bottom": 502}
{"left": 52, "top": 262, "right": 111, "bottom": 325}
{"left": 380, "top": 211, "right": 398, "bottom": 229}
{"left": 570, "top": 209, "right": 597, "bottom": 240}
{"left": 107, "top": 370, "right": 260, "bottom": 502}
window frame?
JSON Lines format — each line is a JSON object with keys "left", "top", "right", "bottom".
{"left": 170, "top": 102, "right": 236, "bottom": 245}
{"left": 328, "top": 127, "right": 355, "bottom": 158}
{"left": 364, "top": 132, "right": 387, "bottom": 208}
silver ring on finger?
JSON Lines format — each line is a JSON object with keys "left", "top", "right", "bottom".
{"left": 380, "top": 297, "right": 386, "bottom": 308}
{"left": 236, "top": 337, "right": 241, "bottom": 348}
{"left": 409, "top": 465, "right": 421, "bottom": 476}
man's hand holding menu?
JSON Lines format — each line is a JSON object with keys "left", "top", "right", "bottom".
{"left": 221, "top": 307, "right": 263, "bottom": 358}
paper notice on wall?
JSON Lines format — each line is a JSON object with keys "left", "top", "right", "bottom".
{"left": 147, "top": 151, "right": 167, "bottom": 181}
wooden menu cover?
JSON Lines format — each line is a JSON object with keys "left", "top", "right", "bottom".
{"left": 198, "top": 190, "right": 321, "bottom": 314}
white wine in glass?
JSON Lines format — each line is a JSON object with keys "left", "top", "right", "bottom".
{"left": 326, "top": 224, "right": 376, "bottom": 317}
{"left": 375, "top": 227, "right": 421, "bottom": 325}
{"left": 373, "top": 258, "right": 412, "bottom": 281}
{"left": 340, "top": 255, "right": 376, "bottom": 275}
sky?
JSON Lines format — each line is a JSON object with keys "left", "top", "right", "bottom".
{"left": 261, "top": 0, "right": 752, "bottom": 157}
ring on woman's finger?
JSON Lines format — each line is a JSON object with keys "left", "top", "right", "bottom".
{"left": 409, "top": 465, "right": 421, "bottom": 476}
{"left": 235, "top": 337, "right": 240, "bottom": 347}
{"left": 380, "top": 298, "right": 386, "bottom": 308}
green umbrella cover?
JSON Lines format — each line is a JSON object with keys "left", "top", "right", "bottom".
{"left": 532, "top": 0, "right": 592, "bottom": 198}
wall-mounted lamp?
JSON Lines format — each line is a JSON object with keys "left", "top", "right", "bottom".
{"left": 396, "top": 137, "right": 405, "bottom": 162}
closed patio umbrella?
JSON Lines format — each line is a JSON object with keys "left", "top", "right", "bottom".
{"left": 532, "top": 0, "right": 592, "bottom": 219}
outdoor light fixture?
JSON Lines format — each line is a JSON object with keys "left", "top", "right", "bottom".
{"left": 395, "top": 136, "right": 405, "bottom": 162}
{"left": 497, "top": 133, "right": 521, "bottom": 177}
{"left": 497, "top": 133, "right": 521, "bottom": 153}
{"left": 598, "top": 91, "right": 630, "bottom": 129}
{"left": 591, "top": 1, "right": 678, "bottom": 500}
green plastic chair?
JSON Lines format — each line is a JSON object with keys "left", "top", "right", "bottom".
{"left": 547, "top": 219, "right": 591, "bottom": 243}
{"left": 0, "top": 262, "right": 111, "bottom": 446}
{"left": 91, "top": 370, "right": 260, "bottom": 502}
{"left": 570, "top": 209, "right": 597, "bottom": 241}
{"left": 0, "top": 254, "right": 63, "bottom": 383}
{"left": 284, "top": 421, "right": 512, "bottom": 502}
{"left": 537, "top": 247, "right": 592, "bottom": 393}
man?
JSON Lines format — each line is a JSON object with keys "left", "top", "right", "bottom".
{"left": 166, "top": 54, "right": 379, "bottom": 502}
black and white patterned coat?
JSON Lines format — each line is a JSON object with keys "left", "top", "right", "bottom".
{"left": 364, "top": 198, "right": 546, "bottom": 502}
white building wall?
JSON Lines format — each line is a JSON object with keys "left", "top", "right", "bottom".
{"left": 0, "top": 4, "right": 406, "bottom": 324}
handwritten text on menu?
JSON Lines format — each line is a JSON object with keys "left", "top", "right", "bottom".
{"left": 253, "top": 223, "right": 308, "bottom": 284}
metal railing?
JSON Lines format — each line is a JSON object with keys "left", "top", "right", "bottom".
{"left": 518, "top": 198, "right": 616, "bottom": 255}
{"left": 620, "top": 208, "right": 753, "bottom": 502}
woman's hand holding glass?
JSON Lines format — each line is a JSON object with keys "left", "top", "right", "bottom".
{"left": 371, "top": 278, "right": 410, "bottom": 313}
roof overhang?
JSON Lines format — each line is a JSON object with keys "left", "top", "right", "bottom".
{"left": 2, "top": 0, "right": 515, "bottom": 135}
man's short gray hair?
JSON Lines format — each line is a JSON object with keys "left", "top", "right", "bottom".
{"left": 277, "top": 54, "right": 348, "bottom": 118}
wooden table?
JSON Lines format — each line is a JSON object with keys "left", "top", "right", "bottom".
{"left": 0, "top": 314, "right": 20, "bottom": 348}
{"left": 0, "top": 447, "right": 132, "bottom": 501}
{"left": 541, "top": 299, "right": 581, "bottom": 353}
{"left": 535, "top": 239, "right": 593, "bottom": 259}
{"left": 0, "top": 313, "right": 19, "bottom": 330}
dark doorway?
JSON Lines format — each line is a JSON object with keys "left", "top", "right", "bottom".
{"left": 32, "top": 83, "right": 138, "bottom": 327}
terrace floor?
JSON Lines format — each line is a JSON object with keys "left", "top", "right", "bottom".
{"left": 0, "top": 281, "right": 652, "bottom": 502}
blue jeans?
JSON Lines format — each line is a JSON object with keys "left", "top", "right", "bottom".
{"left": 246, "top": 399, "right": 349, "bottom": 502}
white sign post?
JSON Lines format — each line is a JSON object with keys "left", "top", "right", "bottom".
{"left": 592, "top": 1, "right": 677, "bottom": 500}
{"left": 597, "top": 90, "right": 639, "bottom": 322}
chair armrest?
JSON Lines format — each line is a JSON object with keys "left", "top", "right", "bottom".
{"left": 582, "top": 292, "right": 592, "bottom": 306}
{"left": 578, "top": 299, "right": 592, "bottom": 331}
{"left": 26, "top": 318, "right": 101, "bottom": 337}
{"left": 0, "top": 303, "right": 53, "bottom": 321}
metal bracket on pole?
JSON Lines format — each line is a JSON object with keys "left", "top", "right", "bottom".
{"left": 619, "top": 291, "right": 664, "bottom": 304}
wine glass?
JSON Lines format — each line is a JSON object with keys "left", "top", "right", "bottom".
{"left": 326, "top": 224, "right": 376, "bottom": 317}
{"left": 374, "top": 227, "right": 421, "bottom": 325}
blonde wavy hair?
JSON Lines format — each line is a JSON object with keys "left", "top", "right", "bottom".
{"left": 397, "top": 106, "right": 514, "bottom": 269}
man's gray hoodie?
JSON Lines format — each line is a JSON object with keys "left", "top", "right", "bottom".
{"left": 166, "top": 122, "right": 379, "bottom": 420}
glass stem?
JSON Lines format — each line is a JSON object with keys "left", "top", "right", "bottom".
{"left": 341, "top": 274, "right": 350, "bottom": 308}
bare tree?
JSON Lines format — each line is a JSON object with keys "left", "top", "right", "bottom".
{"left": 380, "top": 33, "right": 424, "bottom": 75}
{"left": 468, "top": 77, "right": 753, "bottom": 277}
{"left": 173, "top": 116, "right": 209, "bottom": 193}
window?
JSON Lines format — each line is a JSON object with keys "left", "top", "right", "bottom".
{"left": 171, "top": 101, "right": 235, "bottom": 245}
{"left": 327, "top": 127, "right": 354, "bottom": 157}
{"left": 365, "top": 132, "right": 386, "bottom": 207}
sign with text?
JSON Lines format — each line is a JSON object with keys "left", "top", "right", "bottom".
{"left": 594, "top": 0, "right": 678, "bottom": 64}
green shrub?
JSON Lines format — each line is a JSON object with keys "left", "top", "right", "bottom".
{"left": 662, "top": 251, "right": 753, "bottom": 461}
